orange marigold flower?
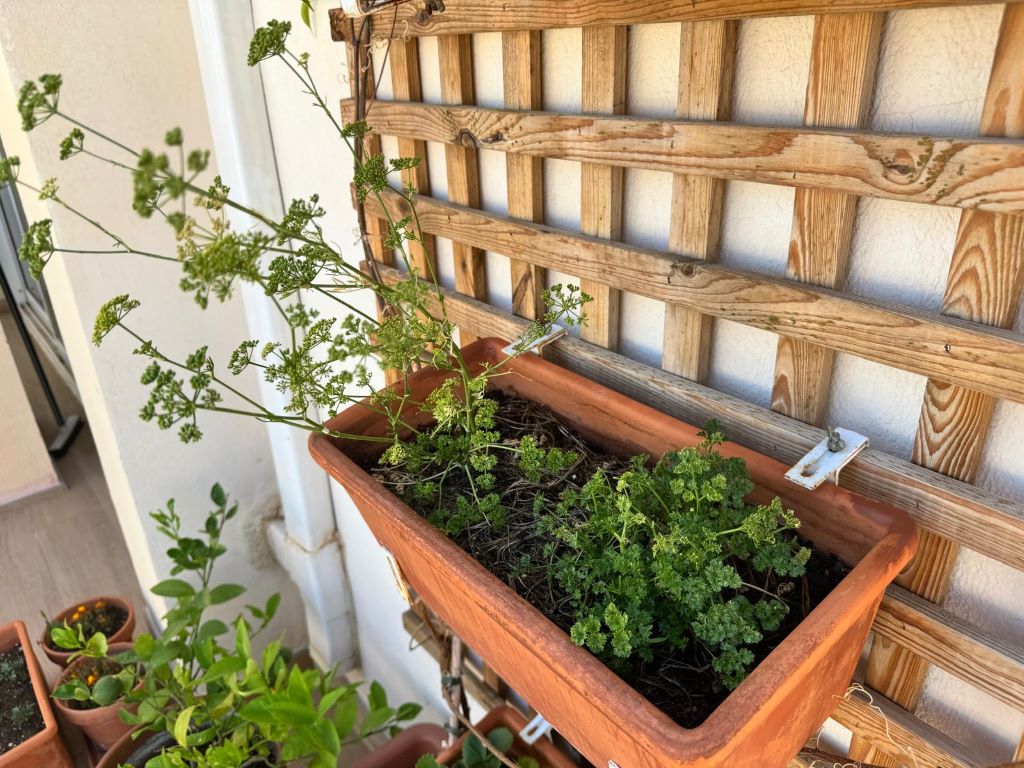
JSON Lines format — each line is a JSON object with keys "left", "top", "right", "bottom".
{"left": 94, "top": 600, "right": 106, "bottom": 608}
{"left": 76, "top": 605, "right": 86, "bottom": 613}
{"left": 71, "top": 613, "right": 80, "bottom": 621}
{"left": 86, "top": 674, "right": 97, "bottom": 685}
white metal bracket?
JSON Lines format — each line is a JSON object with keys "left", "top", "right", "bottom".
{"left": 519, "top": 713, "right": 553, "bottom": 745}
{"left": 784, "top": 427, "right": 868, "bottom": 490}
{"left": 501, "top": 325, "right": 567, "bottom": 357}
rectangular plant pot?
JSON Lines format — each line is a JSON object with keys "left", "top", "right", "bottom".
{"left": 0, "top": 621, "right": 73, "bottom": 768}
{"left": 309, "top": 338, "right": 918, "bottom": 768}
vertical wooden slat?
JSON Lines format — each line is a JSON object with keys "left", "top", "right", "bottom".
{"left": 770, "top": 13, "right": 883, "bottom": 426}
{"left": 389, "top": 38, "right": 437, "bottom": 276}
{"left": 345, "top": 40, "right": 388, "bottom": 266}
{"left": 850, "top": 6, "right": 1024, "bottom": 764}
{"left": 503, "top": 30, "right": 546, "bottom": 320}
{"left": 662, "top": 20, "right": 736, "bottom": 381}
{"left": 439, "top": 34, "right": 487, "bottom": 343}
{"left": 579, "top": 25, "right": 627, "bottom": 350}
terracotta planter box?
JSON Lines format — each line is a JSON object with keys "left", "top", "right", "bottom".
{"left": 355, "top": 723, "right": 447, "bottom": 768}
{"left": 51, "top": 642, "right": 136, "bottom": 750}
{"left": 0, "top": 621, "right": 73, "bottom": 768}
{"left": 40, "top": 596, "right": 136, "bottom": 668}
{"left": 437, "top": 706, "right": 573, "bottom": 768}
{"left": 310, "top": 338, "right": 918, "bottom": 768}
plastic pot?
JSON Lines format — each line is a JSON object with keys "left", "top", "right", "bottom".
{"left": 355, "top": 723, "right": 447, "bottom": 768}
{"left": 309, "top": 337, "right": 917, "bottom": 768}
{"left": 51, "top": 642, "right": 136, "bottom": 750}
{"left": 437, "top": 706, "right": 573, "bottom": 768}
{"left": 114, "top": 730, "right": 277, "bottom": 767}
{"left": 0, "top": 621, "right": 73, "bottom": 768}
{"left": 40, "top": 595, "right": 135, "bottom": 668}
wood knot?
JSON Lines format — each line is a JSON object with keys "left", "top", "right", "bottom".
{"left": 456, "top": 129, "right": 480, "bottom": 149}
{"left": 481, "top": 132, "right": 505, "bottom": 145}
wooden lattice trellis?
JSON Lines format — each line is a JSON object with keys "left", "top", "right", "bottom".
{"left": 331, "top": 2, "right": 1024, "bottom": 765}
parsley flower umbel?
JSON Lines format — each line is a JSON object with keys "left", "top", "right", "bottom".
{"left": 92, "top": 295, "right": 140, "bottom": 346}
{"left": 18, "top": 74, "right": 62, "bottom": 131}
{"left": 247, "top": 20, "right": 291, "bottom": 66}
{"left": 59, "top": 128, "right": 85, "bottom": 160}
{"left": 0, "top": 156, "right": 20, "bottom": 185}
{"left": 18, "top": 220, "right": 55, "bottom": 280}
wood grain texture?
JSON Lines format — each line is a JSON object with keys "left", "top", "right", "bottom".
{"left": 874, "top": 585, "right": 1024, "bottom": 713}
{"left": 579, "top": 25, "right": 626, "bottom": 350}
{"left": 438, "top": 34, "right": 486, "bottom": 344}
{"left": 771, "top": 12, "right": 881, "bottom": 426}
{"left": 345, "top": 41, "right": 387, "bottom": 266}
{"left": 662, "top": 20, "right": 735, "bottom": 382}
{"left": 329, "top": 0, "right": 1021, "bottom": 40}
{"left": 832, "top": 687, "right": 979, "bottom": 768}
{"left": 503, "top": 30, "right": 546, "bottom": 321}
{"left": 387, "top": 36, "right": 436, "bottom": 276}
{"left": 370, "top": 258, "right": 1024, "bottom": 572}
{"left": 853, "top": 7, "right": 1024, "bottom": 762}
{"left": 366, "top": 189, "right": 1024, "bottom": 406}
{"left": 341, "top": 98, "right": 1024, "bottom": 213}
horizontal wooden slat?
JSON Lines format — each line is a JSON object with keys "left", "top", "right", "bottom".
{"left": 348, "top": 100, "right": 1024, "bottom": 213}
{"left": 329, "top": 1, "right": 1021, "bottom": 41}
{"left": 832, "top": 686, "right": 979, "bottom": 768}
{"left": 875, "top": 585, "right": 1024, "bottom": 713}
{"left": 367, "top": 263, "right": 1024, "bottom": 572}
{"left": 366, "top": 189, "right": 1024, "bottom": 404}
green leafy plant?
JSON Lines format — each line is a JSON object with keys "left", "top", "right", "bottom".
{"left": 416, "top": 727, "right": 539, "bottom": 768}
{"left": 52, "top": 652, "right": 138, "bottom": 710}
{"left": 1, "top": 20, "right": 589, "bottom": 539}
{"left": 110, "top": 483, "right": 420, "bottom": 768}
{"left": 42, "top": 597, "right": 128, "bottom": 650}
{"left": 0, "top": 653, "right": 26, "bottom": 683}
{"left": 542, "top": 423, "right": 810, "bottom": 689}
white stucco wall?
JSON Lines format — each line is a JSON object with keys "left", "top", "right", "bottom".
{"left": 0, "top": 2, "right": 305, "bottom": 645}
{"left": 220, "top": 1, "right": 1024, "bottom": 761}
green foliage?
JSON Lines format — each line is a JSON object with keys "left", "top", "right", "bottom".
{"left": 91, "top": 294, "right": 140, "bottom": 345}
{"left": 415, "top": 727, "right": 539, "bottom": 768}
{"left": 17, "top": 74, "right": 62, "bottom": 130}
{"left": 0, "top": 155, "right": 20, "bottom": 184}
{"left": 17, "top": 219, "right": 54, "bottom": 279}
{"left": 52, "top": 654, "right": 138, "bottom": 710}
{"left": 60, "top": 128, "right": 85, "bottom": 160}
{"left": 111, "top": 484, "right": 420, "bottom": 768}
{"left": 544, "top": 425, "right": 810, "bottom": 689}
{"left": 247, "top": 19, "right": 291, "bottom": 66}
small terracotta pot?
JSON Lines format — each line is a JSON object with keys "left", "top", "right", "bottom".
{"left": 309, "top": 337, "right": 918, "bottom": 768}
{"left": 40, "top": 595, "right": 136, "bottom": 668}
{"left": 0, "top": 621, "right": 73, "bottom": 768}
{"left": 437, "top": 707, "right": 573, "bottom": 768}
{"left": 51, "top": 642, "right": 137, "bottom": 751}
{"left": 355, "top": 723, "right": 447, "bottom": 768}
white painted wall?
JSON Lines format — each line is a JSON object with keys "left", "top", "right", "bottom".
{"left": 250, "top": 3, "right": 1024, "bottom": 760}
{"left": 0, "top": 2, "right": 305, "bottom": 646}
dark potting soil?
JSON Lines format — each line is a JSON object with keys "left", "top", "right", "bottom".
{"left": 44, "top": 601, "right": 128, "bottom": 649}
{"left": 369, "top": 393, "right": 850, "bottom": 729}
{"left": 0, "top": 643, "right": 45, "bottom": 755}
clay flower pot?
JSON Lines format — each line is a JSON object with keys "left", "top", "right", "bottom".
{"left": 95, "top": 728, "right": 153, "bottom": 768}
{"left": 355, "top": 723, "right": 447, "bottom": 768}
{"left": 40, "top": 596, "right": 135, "bottom": 668}
{"left": 310, "top": 338, "right": 918, "bottom": 768}
{"left": 437, "top": 706, "right": 574, "bottom": 768}
{"left": 51, "top": 642, "right": 137, "bottom": 750}
{"left": 0, "top": 621, "right": 73, "bottom": 768}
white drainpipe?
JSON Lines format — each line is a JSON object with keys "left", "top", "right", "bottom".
{"left": 187, "top": 1, "right": 357, "bottom": 670}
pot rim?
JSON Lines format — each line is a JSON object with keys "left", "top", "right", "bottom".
{"left": 0, "top": 620, "right": 62, "bottom": 765}
{"left": 40, "top": 595, "right": 135, "bottom": 661}
{"left": 309, "top": 337, "right": 918, "bottom": 760}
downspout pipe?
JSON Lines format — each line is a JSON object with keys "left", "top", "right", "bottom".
{"left": 187, "top": 1, "right": 357, "bottom": 670}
